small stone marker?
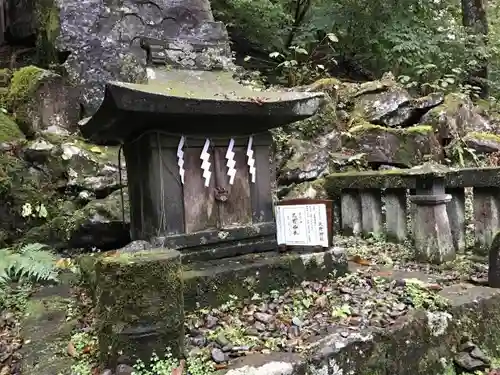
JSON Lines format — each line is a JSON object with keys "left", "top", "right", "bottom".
{"left": 488, "top": 231, "right": 500, "bottom": 288}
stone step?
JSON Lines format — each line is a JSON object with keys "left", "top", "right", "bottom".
{"left": 183, "top": 247, "right": 348, "bottom": 311}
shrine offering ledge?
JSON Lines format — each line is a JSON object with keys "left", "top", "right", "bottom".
{"left": 323, "top": 165, "right": 500, "bottom": 264}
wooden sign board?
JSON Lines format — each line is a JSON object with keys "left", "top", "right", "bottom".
{"left": 275, "top": 199, "right": 333, "bottom": 249}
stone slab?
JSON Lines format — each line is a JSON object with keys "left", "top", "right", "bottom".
{"left": 324, "top": 166, "right": 500, "bottom": 195}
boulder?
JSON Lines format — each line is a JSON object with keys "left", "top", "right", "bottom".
{"left": 419, "top": 93, "right": 495, "bottom": 140}
{"left": 352, "top": 89, "right": 443, "bottom": 128}
{"left": 5, "top": 66, "right": 80, "bottom": 136}
{"left": 0, "top": 129, "right": 127, "bottom": 248}
{"left": 463, "top": 132, "right": 500, "bottom": 154}
{"left": 341, "top": 121, "right": 443, "bottom": 167}
{"left": 24, "top": 188, "right": 131, "bottom": 252}
{"left": 36, "top": 0, "right": 231, "bottom": 116}
{"left": 23, "top": 138, "right": 126, "bottom": 197}
{"left": 278, "top": 132, "right": 341, "bottom": 185}
{"left": 278, "top": 180, "right": 329, "bottom": 200}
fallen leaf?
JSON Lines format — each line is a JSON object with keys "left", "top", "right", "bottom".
{"left": 349, "top": 255, "right": 371, "bottom": 266}
{"left": 67, "top": 341, "right": 77, "bottom": 357}
{"left": 426, "top": 283, "right": 442, "bottom": 291}
{"left": 374, "top": 271, "right": 393, "bottom": 277}
{"left": 214, "top": 364, "right": 228, "bottom": 370}
{"left": 55, "top": 258, "right": 73, "bottom": 269}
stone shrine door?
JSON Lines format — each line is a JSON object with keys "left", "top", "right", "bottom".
{"left": 182, "top": 142, "right": 252, "bottom": 233}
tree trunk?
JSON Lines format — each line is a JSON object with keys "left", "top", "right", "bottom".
{"left": 461, "top": 0, "right": 489, "bottom": 98}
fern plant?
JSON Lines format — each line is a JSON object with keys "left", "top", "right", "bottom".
{"left": 0, "top": 243, "right": 58, "bottom": 284}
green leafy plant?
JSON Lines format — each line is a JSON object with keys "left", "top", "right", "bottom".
{"left": 0, "top": 242, "right": 58, "bottom": 284}
{"left": 132, "top": 349, "right": 215, "bottom": 375}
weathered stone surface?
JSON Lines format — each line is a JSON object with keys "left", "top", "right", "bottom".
{"left": 420, "top": 93, "right": 495, "bottom": 140}
{"left": 23, "top": 188, "right": 130, "bottom": 251}
{"left": 341, "top": 122, "right": 443, "bottom": 167}
{"left": 278, "top": 180, "right": 329, "bottom": 200}
{"left": 278, "top": 133, "right": 341, "bottom": 185}
{"left": 323, "top": 165, "right": 500, "bottom": 195}
{"left": 59, "top": 188, "right": 131, "bottom": 251}
{"left": 20, "top": 283, "right": 76, "bottom": 375}
{"left": 464, "top": 131, "right": 500, "bottom": 153}
{"left": 352, "top": 88, "right": 443, "bottom": 128}
{"left": 41, "top": 0, "right": 233, "bottom": 116}
{"left": 410, "top": 194, "right": 455, "bottom": 264}
{"left": 6, "top": 67, "right": 79, "bottom": 136}
{"left": 94, "top": 249, "right": 184, "bottom": 366}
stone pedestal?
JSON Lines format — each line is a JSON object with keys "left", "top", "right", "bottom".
{"left": 94, "top": 249, "right": 184, "bottom": 367}
{"left": 410, "top": 194, "right": 455, "bottom": 264}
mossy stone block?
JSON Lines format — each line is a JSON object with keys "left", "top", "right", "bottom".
{"left": 94, "top": 248, "right": 184, "bottom": 366}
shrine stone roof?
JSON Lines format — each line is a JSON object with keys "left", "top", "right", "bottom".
{"left": 80, "top": 69, "right": 325, "bottom": 145}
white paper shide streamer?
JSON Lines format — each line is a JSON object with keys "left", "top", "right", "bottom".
{"left": 225, "top": 138, "right": 236, "bottom": 185}
{"left": 177, "top": 136, "right": 185, "bottom": 184}
{"left": 246, "top": 136, "right": 256, "bottom": 183}
{"left": 200, "top": 139, "right": 212, "bottom": 187}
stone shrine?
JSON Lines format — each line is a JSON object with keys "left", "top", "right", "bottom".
{"left": 80, "top": 3, "right": 324, "bottom": 259}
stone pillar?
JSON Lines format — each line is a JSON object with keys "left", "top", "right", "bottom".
{"left": 446, "top": 188, "right": 466, "bottom": 253}
{"left": 341, "top": 189, "right": 362, "bottom": 236}
{"left": 410, "top": 175, "right": 455, "bottom": 264}
{"left": 385, "top": 188, "right": 407, "bottom": 242}
{"left": 94, "top": 249, "right": 184, "bottom": 367}
{"left": 409, "top": 189, "right": 417, "bottom": 241}
{"left": 410, "top": 194, "right": 455, "bottom": 264}
{"left": 473, "top": 187, "right": 500, "bottom": 255}
{"left": 488, "top": 231, "right": 500, "bottom": 288}
{"left": 359, "top": 189, "right": 383, "bottom": 236}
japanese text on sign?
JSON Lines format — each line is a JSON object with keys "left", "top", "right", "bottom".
{"left": 275, "top": 204, "right": 329, "bottom": 247}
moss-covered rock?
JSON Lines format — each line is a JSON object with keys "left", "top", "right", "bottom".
{"left": 0, "top": 112, "right": 24, "bottom": 143}
{"left": 6, "top": 66, "right": 79, "bottom": 136}
{"left": 419, "top": 93, "right": 493, "bottom": 141}
{"left": 25, "top": 188, "right": 130, "bottom": 251}
{"left": 342, "top": 120, "right": 443, "bottom": 167}
{"left": 94, "top": 248, "right": 184, "bottom": 366}
{"left": 464, "top": 131, "right": 500, "bottom": 154}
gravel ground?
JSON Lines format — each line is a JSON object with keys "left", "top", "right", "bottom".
{"left": 185, "top": 266, "right": 450, "bottom": 365}
{"left": 335, "top": 235, "right": 488, "bottom": 285}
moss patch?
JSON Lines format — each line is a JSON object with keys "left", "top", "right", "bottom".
{"left": 0, "top": 112, "right": 24, "bottom": 142}
{"left": 35, "top": 0, "right": 60, "bottom": 66}
{"left": 348, "top": 120, "right": 432, "bottom": 135}
{"left": 465, "top": 131, "right": 500, "bottom": 143}
{"left": 6, "top": 66, "right": 45, "bottom": 108}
